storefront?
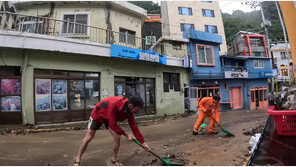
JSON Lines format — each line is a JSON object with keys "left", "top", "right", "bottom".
{"left": 250, "top": 87, "right": 268, "bottom": 110}
{"left": 34, "top": 69, "right": 100, "bottom": 124}
{"left": 114, "top": 77, "right": 155, "bottom": 116}
{"left": 0, "top": 66, "right": 22, "bottom": 124}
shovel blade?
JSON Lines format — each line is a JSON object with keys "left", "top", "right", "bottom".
{"left": 162, "top": 157, "right": 183, "bottom": 166}
{"left": 222, "top": 128, "right": 235, "bottom": 137}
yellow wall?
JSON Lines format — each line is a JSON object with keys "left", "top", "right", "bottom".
{"left": 161, "top": 1, "right": 227, "bottom": 55}
{"left": 15, "top": 2, "right": 144, "bottom": 49}
{"left": 279, "top": 1, "right": 296, "bottom": 77}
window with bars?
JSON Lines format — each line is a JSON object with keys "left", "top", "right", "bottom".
{"left": 196, "top": 44, "right": 214, "bottom": 65}
{"left": 119, "top": 28, "right": 136, "bottom": 45}
{"left": 202, "top": 9, "right": 215, "bottom": 17}
{"left": 205, "top": 25, "right": 218, "bottom": 34}
{"left": 61, "top": 13, "right": 89, "bottom": 35}
{"left": 163, "top": 73, "right": 180, "bottom": 92}
{"left": 178, "top": 7, "right": 193, "bottom": 15}
{"left": 180, "top": 23, "right": 194, "bottom": 32}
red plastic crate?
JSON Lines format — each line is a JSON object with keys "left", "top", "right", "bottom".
{"left": 267, "top": 105, "right": 296, "bottom": 136}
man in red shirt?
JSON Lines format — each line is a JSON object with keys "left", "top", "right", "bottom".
{"left": 74, "top": 96, "right": 149, "bottom": 166}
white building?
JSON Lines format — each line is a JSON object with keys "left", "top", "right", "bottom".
{"left": 271, "top": 43, "right": 293, "bottom": 83}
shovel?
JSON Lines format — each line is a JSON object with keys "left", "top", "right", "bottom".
{"left": 131, "top": 138, "right": 183, "bottom": 166}
{"left": 204, "top": 110, "right": 235, "bottom": 137}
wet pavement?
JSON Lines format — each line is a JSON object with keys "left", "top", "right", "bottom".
{"left": 0, "top": 109, "right": 268, "bottom": 166}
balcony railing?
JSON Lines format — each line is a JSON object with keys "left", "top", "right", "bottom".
{"left": 222, "top": 65, "right": 247, "bottom": 72}
{"left": 0, "top": 11, "right": 154, "bottom": 50}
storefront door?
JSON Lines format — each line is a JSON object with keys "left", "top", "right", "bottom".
{"left": 230, "top": 87, "right": 242, "bottom": 109}
{"left": 250, "top": 87, "right": 268, "bottom": 110}
{"left": 114, "top": 77, "right": 155, "bottom": 116}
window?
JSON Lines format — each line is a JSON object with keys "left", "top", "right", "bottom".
{"left": 34, "top": 70, "right": 100, "bottom": 124}
{"left": 196, "top": 44, "right": 214, "bottom": 66}
{"left": 205, "top": 25, "right": 218, "bottom": 34}
{"left": 249, "top": 38, "right": 263, "bottom": 47}
{"left": 180, "top": 23, "right": 194, "bottom": 32}
{"left": 172, "top": 42, "right": 182, "bottom": 50}
{"left": 197, "top": 85, "right": 220, "bottom": 98}
{"left": 163, "top": 73, "right": 180, "bottom": 92}
{"left": 119, "top": 28, "right": 136, "bottom": 45}
{"left": 114, "top": 77, "right": 155, "bottom": 115}
{"left": 280, "top": 51, "right": 291, "bottom": 59}
{"left": 202, "top": 9, "right": 215, "bottom": 17}
{"left": 280, "top": 68, "right": 288, "bottom": 76}
{"left": 61, "top": 13, "right": 89, "bottom": 35}
{"left": 254, "top": 60, "right": 264, "bottom": 68}
{"left": 178, "top": 7, "right": 193, "bottom": 15}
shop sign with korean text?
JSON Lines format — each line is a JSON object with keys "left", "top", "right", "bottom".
{"left": 225, "top": 71, "right": 248, "bottom": 78}
{"left": 110, "top": 44, "right": 166, "bottom": 64}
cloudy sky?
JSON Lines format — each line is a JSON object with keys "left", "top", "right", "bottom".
{"left": 218, "top": 1, "right": 259, "bottom": 14}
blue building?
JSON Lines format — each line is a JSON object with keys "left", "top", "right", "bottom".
{"left": 184, "top": 30, "right": 272, "bottom": 110}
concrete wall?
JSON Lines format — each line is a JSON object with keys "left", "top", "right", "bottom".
{"left": 15, "top": 2, "right": 145, "bottom": 49}
{"left": 0, "top": 47, "right": 189, "bottom": 125}
{"left": 161, "top": 1, "right": 227, "bottom": 55}
{"left": 246, "top": 59, "right": 272, "bottom": 78}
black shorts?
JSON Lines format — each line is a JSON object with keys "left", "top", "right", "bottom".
{"left": 88, "top": 117, "right": 109, "bottom": 130}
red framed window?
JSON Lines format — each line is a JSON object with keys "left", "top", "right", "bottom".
{"left": 196, "top": 44, "right": 215, "bottom": 66}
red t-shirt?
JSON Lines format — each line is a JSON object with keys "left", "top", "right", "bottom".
{"left": 91, "top": 96, "right": 145, "bottom": 143}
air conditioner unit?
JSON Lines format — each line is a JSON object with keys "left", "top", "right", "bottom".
{"left": 145, "top": 36, "right": 156, "bottom": 45}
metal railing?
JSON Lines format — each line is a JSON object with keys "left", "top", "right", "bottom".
{"left": 222, "top": 65, "right": 247, "bottom": 72}
{"left": 0, "top": 11, "right": 153, "bottom": 50}
{"left": 0, "top": 11, "right": 191, "bottom": 58}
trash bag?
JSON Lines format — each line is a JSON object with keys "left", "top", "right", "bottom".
{"left": 249, "top": 133, "right": 261, "bottom": 153}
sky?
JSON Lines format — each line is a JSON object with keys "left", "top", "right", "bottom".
{"left": 218, "top": 1, "right": 259, "bottom": 14}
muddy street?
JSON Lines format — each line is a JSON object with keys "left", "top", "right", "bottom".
{"left": 0, "top": 109, "right": 268, "bottom": 166}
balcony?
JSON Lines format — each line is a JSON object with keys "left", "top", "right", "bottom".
{"left": 0, "top": 11, "right": 152, "bottom": 51}
{"left": 222, "top": 65, "right": 249, "bottom": 79}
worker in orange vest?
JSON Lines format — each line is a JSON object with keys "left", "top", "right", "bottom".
{"left": 193, "top": 95, "right": 221, "bottom": 135}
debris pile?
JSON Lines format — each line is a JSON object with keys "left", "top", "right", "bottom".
{"left": 268, "top": 86, "right": 296, "bottom": 110}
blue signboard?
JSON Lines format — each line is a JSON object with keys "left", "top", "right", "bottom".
{"left": 259, "top": 71, "right": 273, "bottom": 78}
{"left": 110, "top": 44, "right": 166, "bottom": 65}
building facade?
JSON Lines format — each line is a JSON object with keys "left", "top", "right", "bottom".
{"left": 279, "top": 2, "right": 296, "bottom": 77}
{"left": 161, "top": 1, "right": 227, "bottom": 55}
{"left": 184, "top": 30, "right": 272, "bottom": 111}
{"left": 271, "top": 43, "right": 293, "bottom": 85}
{"left": 0, "top": 2, "right": 191, "bottom": 125}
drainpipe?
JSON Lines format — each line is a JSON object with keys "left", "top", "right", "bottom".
{"left": 148, "top": 36, "right": 164, "bottom": 53}
{"left": 21, "top": 49, "right": 28, "bottom": 125}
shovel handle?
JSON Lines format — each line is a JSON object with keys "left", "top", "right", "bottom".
{"left": 204, "top": 110, "right": 223, "bottom": 129}
{"left": 131, "top": 138, "right": 163, "bottom": 161}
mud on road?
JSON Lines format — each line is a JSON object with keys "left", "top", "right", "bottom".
{"left": 0, "top": 109, "right": 268, "bottom": 166}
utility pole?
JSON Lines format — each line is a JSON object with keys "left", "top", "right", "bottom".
{"left": 260, "top": 2, "right": 275, "bottom": 92}
{"left": 275, "top": 1, "right": 292, "bottom": 85}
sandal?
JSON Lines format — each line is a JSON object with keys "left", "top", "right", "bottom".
{"left": 74, "top": 161, "right": 81, "bottom": 166}
{"left": 106, "top": 159, "right": 123, "bottom": 166}
{"left": 112, "top": 160, "right": 123, "bottom": 166}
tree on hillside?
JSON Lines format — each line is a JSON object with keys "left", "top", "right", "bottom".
{"left": 222, "top": 7, "right": 284, "bottom": 45}
{"left": 129, "top": 1, "right": 161, "bottom": 14}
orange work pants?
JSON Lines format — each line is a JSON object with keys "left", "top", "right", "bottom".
{"left": 194, "top": 109, "right": 215, "bottom": 133}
